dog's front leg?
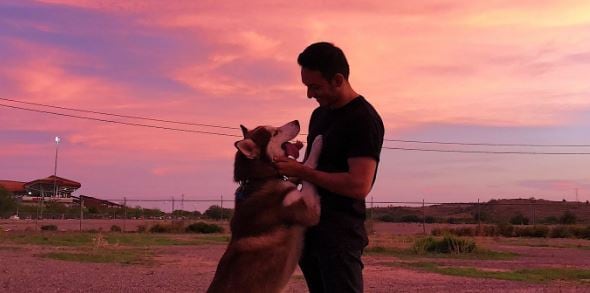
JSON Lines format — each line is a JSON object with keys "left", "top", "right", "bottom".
{"left": 282, "top": 136, "right": 322, "bottom": 226}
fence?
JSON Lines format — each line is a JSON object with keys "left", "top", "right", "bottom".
{"left": 1, "top": 196, "right": 590, "bottom": 233}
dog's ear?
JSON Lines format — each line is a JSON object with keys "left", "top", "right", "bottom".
{"left": 235, "top": 138, "right": 260, "bottom": 159}
{"left": 240, "top": 125, "right": 249, "bottom": 138}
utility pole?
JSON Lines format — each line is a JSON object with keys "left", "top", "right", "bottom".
{"left": 220, "top": 194, "right": 224, "bottom": 221}
{"left": 422, "top": 199, "right": 426, "bottom": 235}
{"left": 171, "top": 196, "right": 175, "bottom": 218}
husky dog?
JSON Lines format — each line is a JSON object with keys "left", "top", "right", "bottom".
{"left": 207, "top": 120, "right": 322, "bottom": 293}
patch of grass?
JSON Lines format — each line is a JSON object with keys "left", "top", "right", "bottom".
{"left": 412, "top": 235, "right": 476, "bottom": 254}
{"left": 0, "top": 245, "right": 24, "bottom": 252}
{"left": 497, "top": 238, "right": 590, "bottom": 250}
{"left": 2, "top": 232, "right": 94, "bottom": 246}
{"left": 42, "top": 248, "right": 152, "bottom": 265}
{"left": 366, "top": 245, "right": 516, "bottom": 260}
{"left": 0, "top": 232, "right": 229, "bottom": 247}
{"left": 105, "top": 233, "right": 228, "bottom": 246}
{"left": 397, "top": 262, "right": 590, "bottom": 283}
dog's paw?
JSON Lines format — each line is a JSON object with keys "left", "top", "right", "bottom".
{"left": 312, "top": 135, "right": 323, "bottom": 150}
{"left": 304, "top": 135, "right": 323, "bottom": 168}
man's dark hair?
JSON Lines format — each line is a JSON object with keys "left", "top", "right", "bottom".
{"left": 297, "top": 42, "right": 350, "bottom": 81}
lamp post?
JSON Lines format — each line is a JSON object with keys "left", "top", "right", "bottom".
{"left": 53, "top": 136, "right": 61, "bottom": 198}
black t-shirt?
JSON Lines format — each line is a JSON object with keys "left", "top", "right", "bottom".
{"left": 305, "top": 96, "right": 384, "bottom": 250}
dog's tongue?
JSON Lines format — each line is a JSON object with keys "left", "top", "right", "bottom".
{"left": 282, "top": 141, "right": 303, "bottom": 159}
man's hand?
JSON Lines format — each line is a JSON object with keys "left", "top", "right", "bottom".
{"left": 273, "top": 156, "right": 306, "bottom": 178}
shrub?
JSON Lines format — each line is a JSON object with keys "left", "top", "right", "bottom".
{"left": 571, "top": 226, "right": 590, "bottom": 239}
{"left": 148, "top": 222, "right": 186, "bottom": 233}
{"left": 110, "top": 225, "right": 122, "bottom": 232}
{"left": 185, "top": 222, "right": 224, "bottom": 234}
{"left": 496, "top": 223, "right": 514, "bottom": 237}
{"left": 149, "top": 224, "right": 170, "bottom": 233}
{"left": 510, "top": 213, "right": 529, "bottom": 225}
{"left": 454, "top": 227, "right": 475, "bottom": 237}
{"left": 541, "top": 216, "right": 559, "bottom": 225}
{"left": 412, "top": 235, "right": 476, "bottom": 254}
{"left": 480, "top": 225, "right": 498, "bottom": 237}
{"left": 0, "top": 187, "right": 17, "bottom": 218}
{"left": 550, "top": 225, "right": 572, "bottom": 238}
{"left": 513, "top": 226, "right": 548, "bottom": 238}
{"left": 377, "top": 214, "right": 396, "bottom": 222}
{"left": 559, "top": 211, "right": 577, "bottom": 225}
{"left": 400, "top": 215, "right": 421, "bottom": 223}
{"left": 41, "top": 224, "right": 58, "bottom": 231}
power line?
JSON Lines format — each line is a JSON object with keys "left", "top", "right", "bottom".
{"left": 382, "top": 146, "right": 590, "bottom": 155}
{"left": 3, "top": 97, "right": 590, "bottom": 147}
{"left": 2, "top": 101, "right": 590, "bottom": 155}
{"left": 382, "top": 138, "right": 590, "bottom": 147}
{"left": 0, "top": 97, "right": 239, "bottom": 130}
{"left": 0, "top": 103, "right": 241, "bottom": 138}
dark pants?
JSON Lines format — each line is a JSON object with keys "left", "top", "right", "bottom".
{"left": 299, "top": 242, "right": 364, "bottom": 293}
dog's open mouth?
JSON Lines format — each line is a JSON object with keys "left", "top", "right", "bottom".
{"left": 281, "top": 141, "right": 304, "bottom": 159}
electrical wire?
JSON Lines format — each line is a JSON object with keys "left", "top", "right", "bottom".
{"left": 4, "top": 97, "right": 590, "bottom": 147}
{"left": 2, "top": 101, "right": 590, "bottom": 155}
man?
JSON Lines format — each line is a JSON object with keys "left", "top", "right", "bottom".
{"left": 274, "top": 42, "right": 384, "bottom": 293}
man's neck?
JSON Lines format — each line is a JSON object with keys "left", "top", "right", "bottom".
{"left": 330, "top": 89, "right": 359, "bottom": 109}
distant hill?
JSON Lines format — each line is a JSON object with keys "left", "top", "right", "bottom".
{"left": 370, "top": 198, "right": 590, "bottom": 224}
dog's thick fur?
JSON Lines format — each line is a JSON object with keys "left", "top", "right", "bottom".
{"left": 207, "top": 120, "right": 322, "bottom": 293}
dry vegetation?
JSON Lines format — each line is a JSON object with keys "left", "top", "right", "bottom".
{"left": 1, "top": 220, "right": 590, "bottom": 292}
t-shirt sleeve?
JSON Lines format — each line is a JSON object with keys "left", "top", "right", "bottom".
{"left": 346, "top": 113, "right": 384, "bottom": 162}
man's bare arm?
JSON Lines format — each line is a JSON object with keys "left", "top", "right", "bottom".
{"left": 274, "top": 157, "right": 377, "bottom": 200}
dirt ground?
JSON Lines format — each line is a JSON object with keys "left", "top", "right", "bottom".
{"left": 1, "top": 220, "right": 590, "bottom": 292}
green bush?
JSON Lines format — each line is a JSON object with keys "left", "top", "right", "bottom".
{"left": 510, "top": 213, "right": 529, "bottom": 225}
{"left": 497, "top": 223, "right": 514, "bottom": 237}
{"left": 377, "top": 214, "right": 396, "bottom": 222}
{"left": 570, "top": 226, "right": 590, "bottom": 239}
{"left": 559, "top": 211, "right": 577, "bottom": 225}
{"left": 185, "top": 222, "right": 224, "bottom": 234}
{"left": 412, "top": 235, "right": 476, "bottom": 254}
{"left": 550, "top": 225, "right": 572, "bottom": 238}
{"left": 400, "top": 215, "right": 421, "bottom": 223}
{"left": 110, "top": 225, "right": 122, "bottom": 232}
{"left": 149, "top": 221, "right": 185, "bottom": 233}
{"left": 514, "top": 226, "right": 548, "bottom": 238}
{"left": 474, "top": 225, "right": 498, "bottom": 237}
{"left": 0, "top": 187, "right": 17, "bottom": 218}
{"left": 541, "top": 216, "right": 559, "bottom": 224}
{"left": 41, "top": 224, "right": 58, "bottom": 231}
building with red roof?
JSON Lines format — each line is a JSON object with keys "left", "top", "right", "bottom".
{"left": 0, "top": 175, "right": 81, "bottom": 204}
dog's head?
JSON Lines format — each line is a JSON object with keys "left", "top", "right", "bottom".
{"left": 235, "top": 120, "right": 303, "bottom": 162}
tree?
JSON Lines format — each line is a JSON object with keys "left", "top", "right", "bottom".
{"left": 204, "top": 205, "right": 234, "bottom": 220}
{"left": 0, "top": 187, "right": 17, "bottom": 218}
{"left": 559, "top": 210, "right": 577, "bottom": 225}
{"left": 510, "top": 213, "right": 529, "bottom": 225}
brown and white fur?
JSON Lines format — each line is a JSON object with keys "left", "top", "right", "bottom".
{"left": 207, "top": 120, "right": 322, "bottom": 293}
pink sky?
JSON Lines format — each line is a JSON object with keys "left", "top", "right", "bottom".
{"left": 1, "top": 0, "right": 590, "bottom": 211}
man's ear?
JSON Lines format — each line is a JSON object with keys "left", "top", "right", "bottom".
{"left": 240, "top": 125, "right": 249, "bottom": 138}
{"left": 332, "top": 73, "right": 345, "bottom": 87}
{"left": 235, "top": 138, "right": 260, "bottom": 159}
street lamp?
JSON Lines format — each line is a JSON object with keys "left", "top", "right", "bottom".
{"left": 53, "top": 136, "right": 61, "bottom": 198}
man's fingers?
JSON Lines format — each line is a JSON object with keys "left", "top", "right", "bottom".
{"left": 273, "top": 156, "right": 290, "bottom": 163}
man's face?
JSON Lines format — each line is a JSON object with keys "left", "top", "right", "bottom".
{"left": 301, "top": 68, "right": 339, "bottom": 108}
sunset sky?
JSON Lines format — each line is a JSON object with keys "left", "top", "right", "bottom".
{"left": 2, "top": 0, "right": 590, "bottom": 211}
